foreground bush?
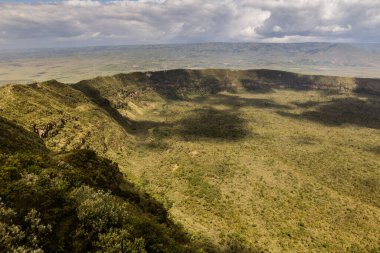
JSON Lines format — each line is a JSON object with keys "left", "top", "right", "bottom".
{"left": 0, "top": 149, "right": 196, "bottom": 252}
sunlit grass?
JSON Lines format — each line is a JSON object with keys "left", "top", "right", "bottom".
{"left": 1, "top": 69, "right": 379, "bottom": 252}
{"left": 129, "top": 89, "right": 380, "bottom": 252}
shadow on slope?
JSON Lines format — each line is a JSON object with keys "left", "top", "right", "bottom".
{"left": 0, "top": 117, "right": 265, "bottom": 252}
{"left": 115, "top": 69, "right": 229, "bottom": 100}
{"left": 354, "top": 78, "right": 380, "bottom": 96}
{"left": 241, "top": 69, "right": 338, "bottom": 91}
{"left": 144, "top": 69, "right": 380, "bottom": 97}
{"left": 194, "top": 93, "right": 291, "bottom": 110}
{"left": 149, "top": 69, "right": 227, "bottom": 99}
{"left": 71, "top": 82, "right": 162, "bottom": 135}
{"left": 0, "top": 118, "right": 201, "bottom": 252}
{"left": 278, "top": 96, "right": 380, "bottom": 129}
{"left": 0, "top": 116, "right": 49, "bottom": 154}
{"left": 71, "top": 82, "right": 131, "bottom": 128}
{"left": 291, "top": 101, "right": 322, "bottom": 108}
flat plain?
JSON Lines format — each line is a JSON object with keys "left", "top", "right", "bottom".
{"left": 1, "top": 42, "right": 380, "bottom": 86}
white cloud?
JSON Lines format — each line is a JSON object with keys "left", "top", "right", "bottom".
{"left": 315, "top": 25, "right": 352, "bottom": 33}
{"left": 63, "top": 0, "right": 102, "bottom": 6}
{"left": 0, "top": 0, "right": 379, "bottom": 48}
{"left": 272, "top": 25, "right": 283, "bottom": 32}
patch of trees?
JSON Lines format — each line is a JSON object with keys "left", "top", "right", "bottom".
{"left": 0, "top": 150, "right": 196, "bottom": 252}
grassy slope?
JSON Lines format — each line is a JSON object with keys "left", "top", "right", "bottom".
{"left": 0, "top": 111, "right": 200, "bottom": 252}
{"left": 0, "top": 80, "right": 136, "bottom": 169}
{"left": 0, "top": 116, "right": 48, "bottom": 154}
{"left": 0, "top": 69, "right": 379, "bottom": 252}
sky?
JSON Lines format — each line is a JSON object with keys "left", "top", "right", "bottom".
{"left": 0, "top": 0, "right": 379, "bottom": 49}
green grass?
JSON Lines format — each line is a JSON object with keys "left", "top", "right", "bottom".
{"left": 0, "top": 116, "right": 200, "bottom": 252}
{"left": 128, "top": 89, "right": 380, "bottom": 253}
{"left": 0, "top": 69, "right": 379, "bottom": 252}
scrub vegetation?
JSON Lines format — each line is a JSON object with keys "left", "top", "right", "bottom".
{"left": 0, "top": 69, "right": 379, "bottom": 252}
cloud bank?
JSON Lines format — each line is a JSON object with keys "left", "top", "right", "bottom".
{"left": 0, "top": 0, "right": 379, "bottom": 48}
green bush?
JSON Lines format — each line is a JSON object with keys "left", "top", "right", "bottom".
{"left": 0, "top": 149, "right": 198, "bottom": 252}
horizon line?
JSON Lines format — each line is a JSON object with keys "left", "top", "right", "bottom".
{"left": 2, "top": 41, "right": 380, "bottom": 52}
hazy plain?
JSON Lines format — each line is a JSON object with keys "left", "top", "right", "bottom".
{"left": 1, "top": 42, "right": 380, "bottom": 85}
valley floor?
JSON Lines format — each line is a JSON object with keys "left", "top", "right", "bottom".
{"left": 124, "top": 89, "right": 380, "bottom": 252}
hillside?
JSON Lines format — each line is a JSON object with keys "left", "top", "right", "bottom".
{"left": 0, "top": 117, "right": 202, "bottom": 252}
{"left": 0, "top": 69, "right": 380, "bottom": 252}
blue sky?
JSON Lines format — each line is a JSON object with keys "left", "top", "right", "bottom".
{"left": 0, "top": 0, "right": 379, "bottom": 49}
